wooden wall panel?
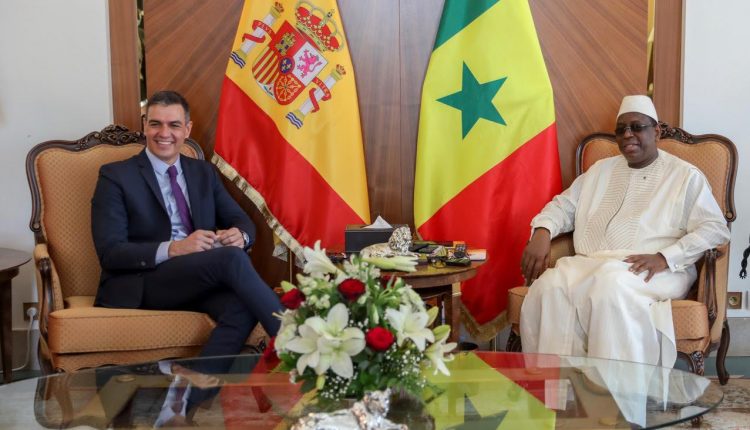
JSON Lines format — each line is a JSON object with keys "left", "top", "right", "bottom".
{"left": 140, "top": 0, "right": 651, "bottom": 287}
{"left": 398, "top": 0, "right": 444, "bottom": 227}
{"left": 144, "top": 0, "right": 243, "bottom": 149}
{"left": 530, "top": 0, "right": 648, "bottom": 186}
{"left": 653, "top": 0, "right": 683, "bottom": 126}
{"left": 109, "top": 0, "right": 141, "bottom": 131}
{"left": 338, "top": 0, "right": 403, "bottom": 223}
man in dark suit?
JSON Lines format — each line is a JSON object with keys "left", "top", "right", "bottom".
{"left": 91, "top": 90, "right": 281, "bottom": 358}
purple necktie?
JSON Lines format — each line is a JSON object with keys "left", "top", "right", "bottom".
{"left": 167, "top": 165, "right": 194, "bottom": 234}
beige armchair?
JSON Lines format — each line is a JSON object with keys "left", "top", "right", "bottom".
{"left": 506, "top": 125, "right": 737, "bottom": 384}
{"left": 26, "top": 125, "right": 268, "bottom": 373}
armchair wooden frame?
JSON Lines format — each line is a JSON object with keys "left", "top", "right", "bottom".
{"left": 506, "top": 124, "right": 738, "bottom": 385}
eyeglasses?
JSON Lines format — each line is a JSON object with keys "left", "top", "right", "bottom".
{"left": 615, "top": 123, "right": 655, "bottom": 136}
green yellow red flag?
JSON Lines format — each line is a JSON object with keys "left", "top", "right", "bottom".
{"left": 414, "top": 0, "right": 561, "bottom": 339}
{"left": 213, "top": 0, "right": 370, "bottom": 257}
{"left": 425, "top": 352, "right": 556, "bottom": 428}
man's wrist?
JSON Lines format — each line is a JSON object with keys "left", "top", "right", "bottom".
{"left": 533, "top": 227, "right": 551, "bottom": 237}
{"left": 240, "top": 230, "right": 250, "bottom": 247}
{"left": 157, "top": 241, "right": 172, "bottom": 263}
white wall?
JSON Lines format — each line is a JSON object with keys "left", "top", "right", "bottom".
{"left": 0, "top": 0, "right": 113, "bottom": 338}
{"left": 683, "top": 0, "right": 750, "bottom": 316}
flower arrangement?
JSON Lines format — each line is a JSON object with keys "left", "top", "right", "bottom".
{"left": 274, "top": 241, "right": 457, "bottom": 402}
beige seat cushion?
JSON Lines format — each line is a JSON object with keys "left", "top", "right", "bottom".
{"left": 48, "top": 302, "right": 214, "bottom": 354}
{"left": 507, "top": 289, "right": 710, "bottom": 343}
{"left": 51, "top": 296, "right": 270, "bottom": 354}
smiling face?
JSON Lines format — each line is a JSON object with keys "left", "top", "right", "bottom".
{"left": 615, "top": 112, "right": 660, "bottom": 169}
{"left": 143, "top": 103, "right": 193, "bottom": 165}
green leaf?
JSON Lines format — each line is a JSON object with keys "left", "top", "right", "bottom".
{"left": 280, "top": 280, "right": 296, "bottom": 293}
{"left": 300, "top": 376, "right": 316, "bottom": 393}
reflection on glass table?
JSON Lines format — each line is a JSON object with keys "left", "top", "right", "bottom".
{"left": 0, "top": 351, "right": 722, "bottom": 429}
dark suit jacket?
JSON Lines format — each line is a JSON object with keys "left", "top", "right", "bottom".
{"left": 91, "top": 149, "right": 255, "bottom": 308}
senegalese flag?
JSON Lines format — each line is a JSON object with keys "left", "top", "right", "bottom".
{"left": 414, "top": 0, "right": 561, "bottom": 339}
{"left": 213, "top": 0, "right": 370, "bottom": 257}
{"left": 425, "top": 352, "right": 556, "bottom": 428}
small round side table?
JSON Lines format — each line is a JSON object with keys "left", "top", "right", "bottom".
{"left": 0, "top": 247, "right": 32, "bottom": 383}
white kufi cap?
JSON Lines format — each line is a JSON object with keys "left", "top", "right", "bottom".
{"left": 617, "top": 95, "right": 658, "bottom": 122}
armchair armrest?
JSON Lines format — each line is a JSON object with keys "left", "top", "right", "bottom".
{"left": 33, "top": 243, "right": 63, "bottom": 337}
{"left": 694, "top": 243, "right": 730, "bottom": 345}
{"left": 701, "top": 248, "right": 719, "bottom": 326}
{"left": 524, "top": 232, "right": 575, "bottom": 286}
{"left": 549, "top": 232, "right": 575, "bottom": 268}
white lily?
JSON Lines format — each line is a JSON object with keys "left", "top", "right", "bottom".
{"left": 310, "top": 304, "right": 366, "bottom": 378}
{"left": 303, "top": 240, "right": 341, "bottom": 277}
{"left": 275, "top": 309, "right": 297, "bottom": 328}
{"left": 274, "top": 321, "right": 298, "bottom": 352}
{"left": 362, "top": 255, "right": 418, "bottom": 272}
{"left": 424, "top": 333, "right": 457, "bottom": 376}
{"left": 385, "top": 304, "right": 434, "bottom": 351}
{"left": 292, "top": 304, "right": 365, "bottom": 378}
{"left": 317, "top": 336, "right": 365, "bottom": 378}
{"left": 285, "top": 323, "right": 324, "bottom": 375}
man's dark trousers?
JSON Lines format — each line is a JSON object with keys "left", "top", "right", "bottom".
{"left": 141, "top": 246, "right": 280, "bottom": 357}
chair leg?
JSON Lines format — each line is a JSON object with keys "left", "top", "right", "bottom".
{"left": 684, "top": 351, "right": 705, "bottom": 376}
{"left": 716, "top": 320, "right": 731, "bottom": 385}
{"left": 506, "top": 330, "right": 522, "bottom": 352}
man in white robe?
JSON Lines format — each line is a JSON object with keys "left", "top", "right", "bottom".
{"left": 519, "top": 95, "right": 730, "bottom": 367}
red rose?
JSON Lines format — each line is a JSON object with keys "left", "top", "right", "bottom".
{"left": 366, "top": 327, "right": 395, "bottom": 352}
{"left": 263, "top": 337, "right": 277, "bottom": 362}
{"left": 281, "top": 288, "right": 305, "bottom": 309}
{"left": 338, "top": 278, "right": 366, "bottom": 301}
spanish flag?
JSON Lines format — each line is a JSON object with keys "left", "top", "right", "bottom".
{"left": 213, "top": 0, "right": 370, "bottom": 257}
{"left": 415, "top": 0, "right": 561, "bottom": 340}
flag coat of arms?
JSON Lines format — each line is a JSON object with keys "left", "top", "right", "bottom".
{"left": 414, "top": 0, "right": 562, "bottom": 339}
{"left": 214, "top": 0, "right": 370, "bottom": 257}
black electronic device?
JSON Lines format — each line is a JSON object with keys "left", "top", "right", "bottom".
{"left": 417, "top": 244, "right": 440, "bottom": 254}
{"left": 409, "top": 242, "right": 439, "bottom": 254}
{"left": 445, "top": 257, "right": 471, "bottom": 267}
{"left": 327, "top": 252, "right": 346, "bottom": 263}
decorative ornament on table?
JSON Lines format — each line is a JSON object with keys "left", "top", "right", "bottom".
{"left": 360, "top": 226, "right": 417, "bottom": 259}
{"left": 274, "top": 240, "right": 456, "bottom": 404}
{"left": 291, "top": 389, "right": 406, "bottom": 430}
{"left": 388, "top": 226, "right": 412, "bottom": 254}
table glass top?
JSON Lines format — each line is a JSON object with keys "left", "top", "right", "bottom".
{"left": 0, "top": 351, "right": 722, "bottom": 429}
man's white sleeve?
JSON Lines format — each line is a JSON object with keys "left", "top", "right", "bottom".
{"left": 659, "top": 171, "right": 730, "bottom": 271}
{"left": 530, "top": 173, "right": 584, "bottom": 238}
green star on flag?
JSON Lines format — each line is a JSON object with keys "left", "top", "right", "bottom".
{"left": 437, "top": 62, "right": 507, "bottom": 138}
{"left": 447, "top": 395, "right": 508, "bottom": 429}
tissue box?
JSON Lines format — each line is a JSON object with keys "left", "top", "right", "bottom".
{"left": 345, "top": 224, "right": 403, "bottom": 253}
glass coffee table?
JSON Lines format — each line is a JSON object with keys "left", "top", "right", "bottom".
{"left": 0, "top": 351, "right": 722, "bottom": 429}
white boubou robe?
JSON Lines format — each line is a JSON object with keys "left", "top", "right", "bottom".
{"left": 521, "top": 150, "right": 730, "bottom": 367}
